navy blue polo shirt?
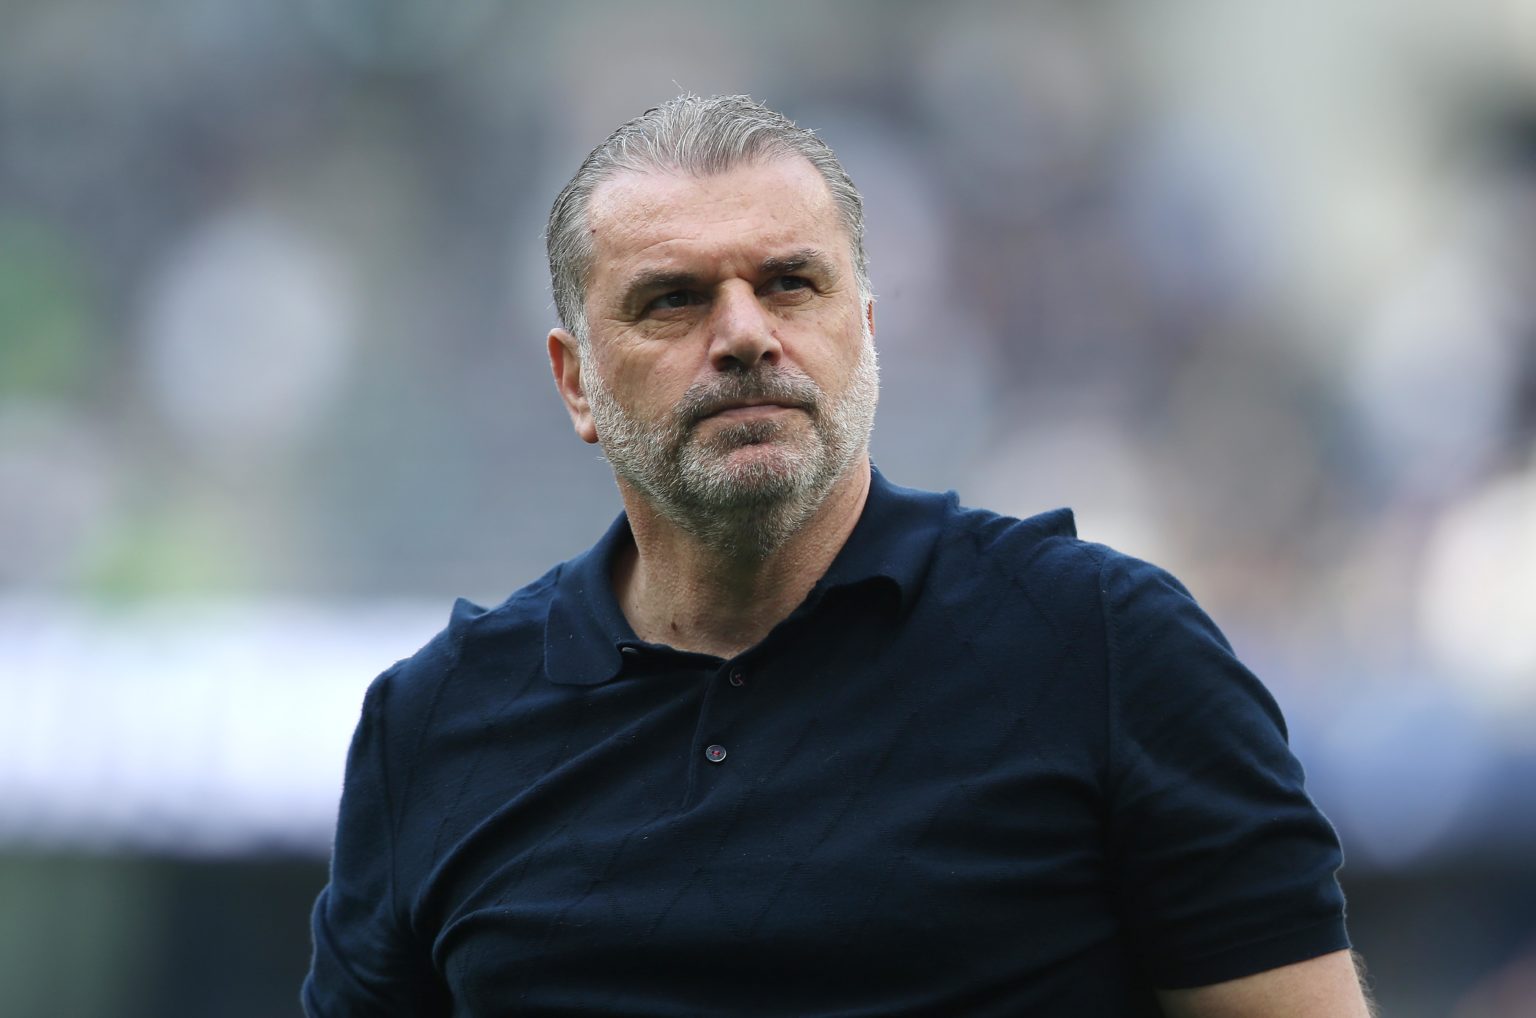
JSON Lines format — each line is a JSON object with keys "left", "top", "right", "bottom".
{"left": 305, "top": 468, "right": 1348, "bottom": 1017}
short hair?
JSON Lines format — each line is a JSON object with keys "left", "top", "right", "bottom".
{"left": 546, "top": 93, "right": 871, "bottom": 344}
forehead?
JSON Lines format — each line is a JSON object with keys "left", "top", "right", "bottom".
{"left": 584, "top": 156, "right": 849, "bottom": 286}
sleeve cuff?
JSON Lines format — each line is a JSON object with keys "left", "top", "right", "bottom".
{"left": 1150, "top": 915, "right": 1352, "bottom": 990}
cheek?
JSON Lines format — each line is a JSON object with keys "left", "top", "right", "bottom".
{"left": 798, "top": 317, "right": 867, "bottom": 383}
{"left": 607, "top": 353, "right": 698, "bottom": 418}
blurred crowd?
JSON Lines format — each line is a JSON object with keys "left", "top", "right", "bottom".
{"left": 2, "top": 1, "right": 1535, "bottom": 1014}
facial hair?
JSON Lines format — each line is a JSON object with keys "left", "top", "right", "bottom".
{"left": 583, "top": 328, "right": 879, "bottom": 558}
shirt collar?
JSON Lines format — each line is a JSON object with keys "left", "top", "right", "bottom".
{"left": 543, "top": 465, "right": 954, "bottom": 687}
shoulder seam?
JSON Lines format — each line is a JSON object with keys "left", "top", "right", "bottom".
{"left": 364, "top": 665, "right": 410, "bottom": 940}
{"left": 1094, "top": 547, "right": 1121, "bottom": 797}
{"left": 393, "top": 616, "right": 470, "bottom": 941}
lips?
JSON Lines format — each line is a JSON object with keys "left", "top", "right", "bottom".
{"left": 699, "top": 399, "right": 804, "bottom": 421}
{"left": 678, "top": 372, "right": 821, "bottom": 427}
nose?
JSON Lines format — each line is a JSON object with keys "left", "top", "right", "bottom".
{"left": 708, "top": 282, "right": 782, "bottom": 372}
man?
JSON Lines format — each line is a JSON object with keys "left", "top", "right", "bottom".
{"left": 305, "top": 94, "right": 1372, "bottom": 1016}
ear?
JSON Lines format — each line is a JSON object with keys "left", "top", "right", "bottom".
{"left": 548, "top": 328, "right": 599, "bottom": 445}
{"left": 865, "top": 298, "right": 876, "bottom": 342}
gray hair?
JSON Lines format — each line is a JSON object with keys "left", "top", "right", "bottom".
{"left": 546, "top": 93, "right": 871, "bottom": 345}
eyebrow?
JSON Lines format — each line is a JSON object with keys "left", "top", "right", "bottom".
{"left": 617, "top": 248, "right": 840, "bottom": 312}
{"left": 760, "top": 248, "right": 837, "bottom": 279}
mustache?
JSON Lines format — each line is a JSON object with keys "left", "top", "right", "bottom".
{"left": 677, "top": 368, "right": 822, "bottom": 424}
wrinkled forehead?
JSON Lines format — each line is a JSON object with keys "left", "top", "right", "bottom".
{"left": 584, "top": 156, "right": 848, "bottom": 268}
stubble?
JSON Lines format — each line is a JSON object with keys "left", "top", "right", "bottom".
{"left": 584, "top": 333, "right": 879, "bottom": 558}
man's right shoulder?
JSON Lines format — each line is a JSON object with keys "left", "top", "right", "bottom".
{"left": 364, "top": 561, "right": 567, "bottom": 713}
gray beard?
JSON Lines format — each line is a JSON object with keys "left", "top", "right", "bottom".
{"left": 584, "top": 336, "right": 879, "bottom": 559}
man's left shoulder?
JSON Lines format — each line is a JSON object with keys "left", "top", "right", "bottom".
{"left": 936, "top": 496, "right": 1110, "bottom": 591}
{"left": 936, "top": 494, "right": 1204, "bottom": 604}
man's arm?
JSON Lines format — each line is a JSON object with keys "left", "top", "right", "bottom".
{"left": 304, "top": 671, "right": 448, "bottom": 1017}
{"left": 1156, "top": 950, "right": 1376, "bottom": 1018}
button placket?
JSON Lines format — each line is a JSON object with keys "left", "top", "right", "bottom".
{"left": 689, "top": 661, "right": 755, "bottom": 789}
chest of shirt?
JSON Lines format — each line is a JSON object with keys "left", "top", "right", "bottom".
{"left": 394, "top": 594, "right": 1124, "bottom": 1013}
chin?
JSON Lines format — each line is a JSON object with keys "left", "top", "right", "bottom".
{"left": 708, "top": 434, "right": 823, "bottom": 482}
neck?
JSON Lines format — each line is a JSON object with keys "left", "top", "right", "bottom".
{"left": 613, "top": 456, "right": 872, "bottom": 659}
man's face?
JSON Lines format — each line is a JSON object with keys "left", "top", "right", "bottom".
{"left": 557, "top": 155, "right": 877, "bottom": 550}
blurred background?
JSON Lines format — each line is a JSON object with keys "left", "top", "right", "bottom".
{"left": 2, "top": 0, "right": 1535, "bottom": 1014}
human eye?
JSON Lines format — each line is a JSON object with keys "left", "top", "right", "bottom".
{"left": 645, "top": 290, "right": 701, "bottom": 313}
{"left": 764, "top": 275, "right": 814, "bottom": 296}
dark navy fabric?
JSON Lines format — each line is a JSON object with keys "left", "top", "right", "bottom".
{"left": 304, "top": 467, "right": 1348, "bottom": 1017}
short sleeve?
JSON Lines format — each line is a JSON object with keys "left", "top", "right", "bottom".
{"left": 1100, "top": 553, "right": 1350, "bottom": 989}
{"left": 303, "top": 670, "right": 448, "bottom": 1017}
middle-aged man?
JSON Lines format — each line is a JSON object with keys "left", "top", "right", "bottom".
{"left": 305, "top": 94, "right": 1374, "bottom": 1016}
